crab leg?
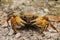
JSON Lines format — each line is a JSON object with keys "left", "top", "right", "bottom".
{"left": 7, "top": 16, "right": 12, "bottom": 27}
{"left": 49, "top": 23, "right": 59, "bottom": 32}
{"left": 11, "top": 22, "right": 19, "bottom": 34}
{"left": 39, "top": 26, "right": 45, "bottom": 34}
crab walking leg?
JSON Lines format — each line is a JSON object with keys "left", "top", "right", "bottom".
{"left": 11, "top": 23, "right": 19, "bottom": 34}
{"left": 7, "top": 16, "right": 19, "bottom": 33}
{"left": 7, "top": 19, "right": 11, "bottom": 27}
{"left": 11, "top": 17, "right": 19, "bottom": 33}
{"left": 7, "top": 16, "right": 12, "bottom": 27}
{"left": 36, "top": 25, "right": 46, "bottom": 34}
{"left": 39, "top": 26, "right": 46, "bottom": 34}
{"left": 44, "top": 25, "right": 49, "bottom": 31}
{"left": 49, "top": 23, "right": 59, "bottom": 32}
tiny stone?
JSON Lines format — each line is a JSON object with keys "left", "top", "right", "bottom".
{"left": 8, "top": 29, "right": 14, "bottom": 36}
{"left": 1, "top": 28, "right": 9, "bottom": 36}
{"left": 15, "top": 33, "right": 21, "bottom": 38}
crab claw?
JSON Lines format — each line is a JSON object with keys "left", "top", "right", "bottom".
{"left": 15, "top": 16, "right": 27, "bottom": 26}
{"left": 31, "top": 17, "right": 43, "bottom": 25}
{"left": 30, "top": 20, "right": 36, "bottom": 23}
{"left": 21, "top": 18, "right": 27, "bottom": 24}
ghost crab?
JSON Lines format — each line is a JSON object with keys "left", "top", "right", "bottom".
{"left": 7, "top": 13, "right": 59, "bottom": 34}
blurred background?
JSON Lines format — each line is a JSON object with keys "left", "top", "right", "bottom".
{"left": 0, "top": 0, "right": 60, "bottom": 16}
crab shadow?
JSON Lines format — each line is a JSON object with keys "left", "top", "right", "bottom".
{"left": 17, "top": 24, "right": 41, "bottom": 33}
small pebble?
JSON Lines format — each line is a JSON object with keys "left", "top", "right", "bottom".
{"left": 8, "top": 29, "right": 14, "bottom": 36}
{"left": 15, "top": 33, "right": 21, "bottom": 38}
